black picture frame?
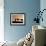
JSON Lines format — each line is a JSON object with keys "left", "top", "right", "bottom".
{"left": 10, "top": 13, "right": 26, "bottom": 26}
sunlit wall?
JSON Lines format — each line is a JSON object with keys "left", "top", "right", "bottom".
{"left": 0, "top": 0, "right": 4, "bottom": 42}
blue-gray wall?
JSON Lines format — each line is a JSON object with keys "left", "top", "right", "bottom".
{"left": 4, "top": 0, "right": 40, "bottom": 42}
{"left": 40, "top": 0, "right": 46, "bottom": 27}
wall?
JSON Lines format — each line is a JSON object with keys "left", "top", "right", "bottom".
{"left": 40, "top": 0, "right": 46, "bottom": 27}
{"left": 0, "top": 0, "right": 4, "bottom": 42}
{"left": 4, "top": 0, "right": 40, "bottom": 42}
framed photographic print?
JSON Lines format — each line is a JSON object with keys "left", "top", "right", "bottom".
{"left": 10, "top": 13, "right": 25, "bottom": 26}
